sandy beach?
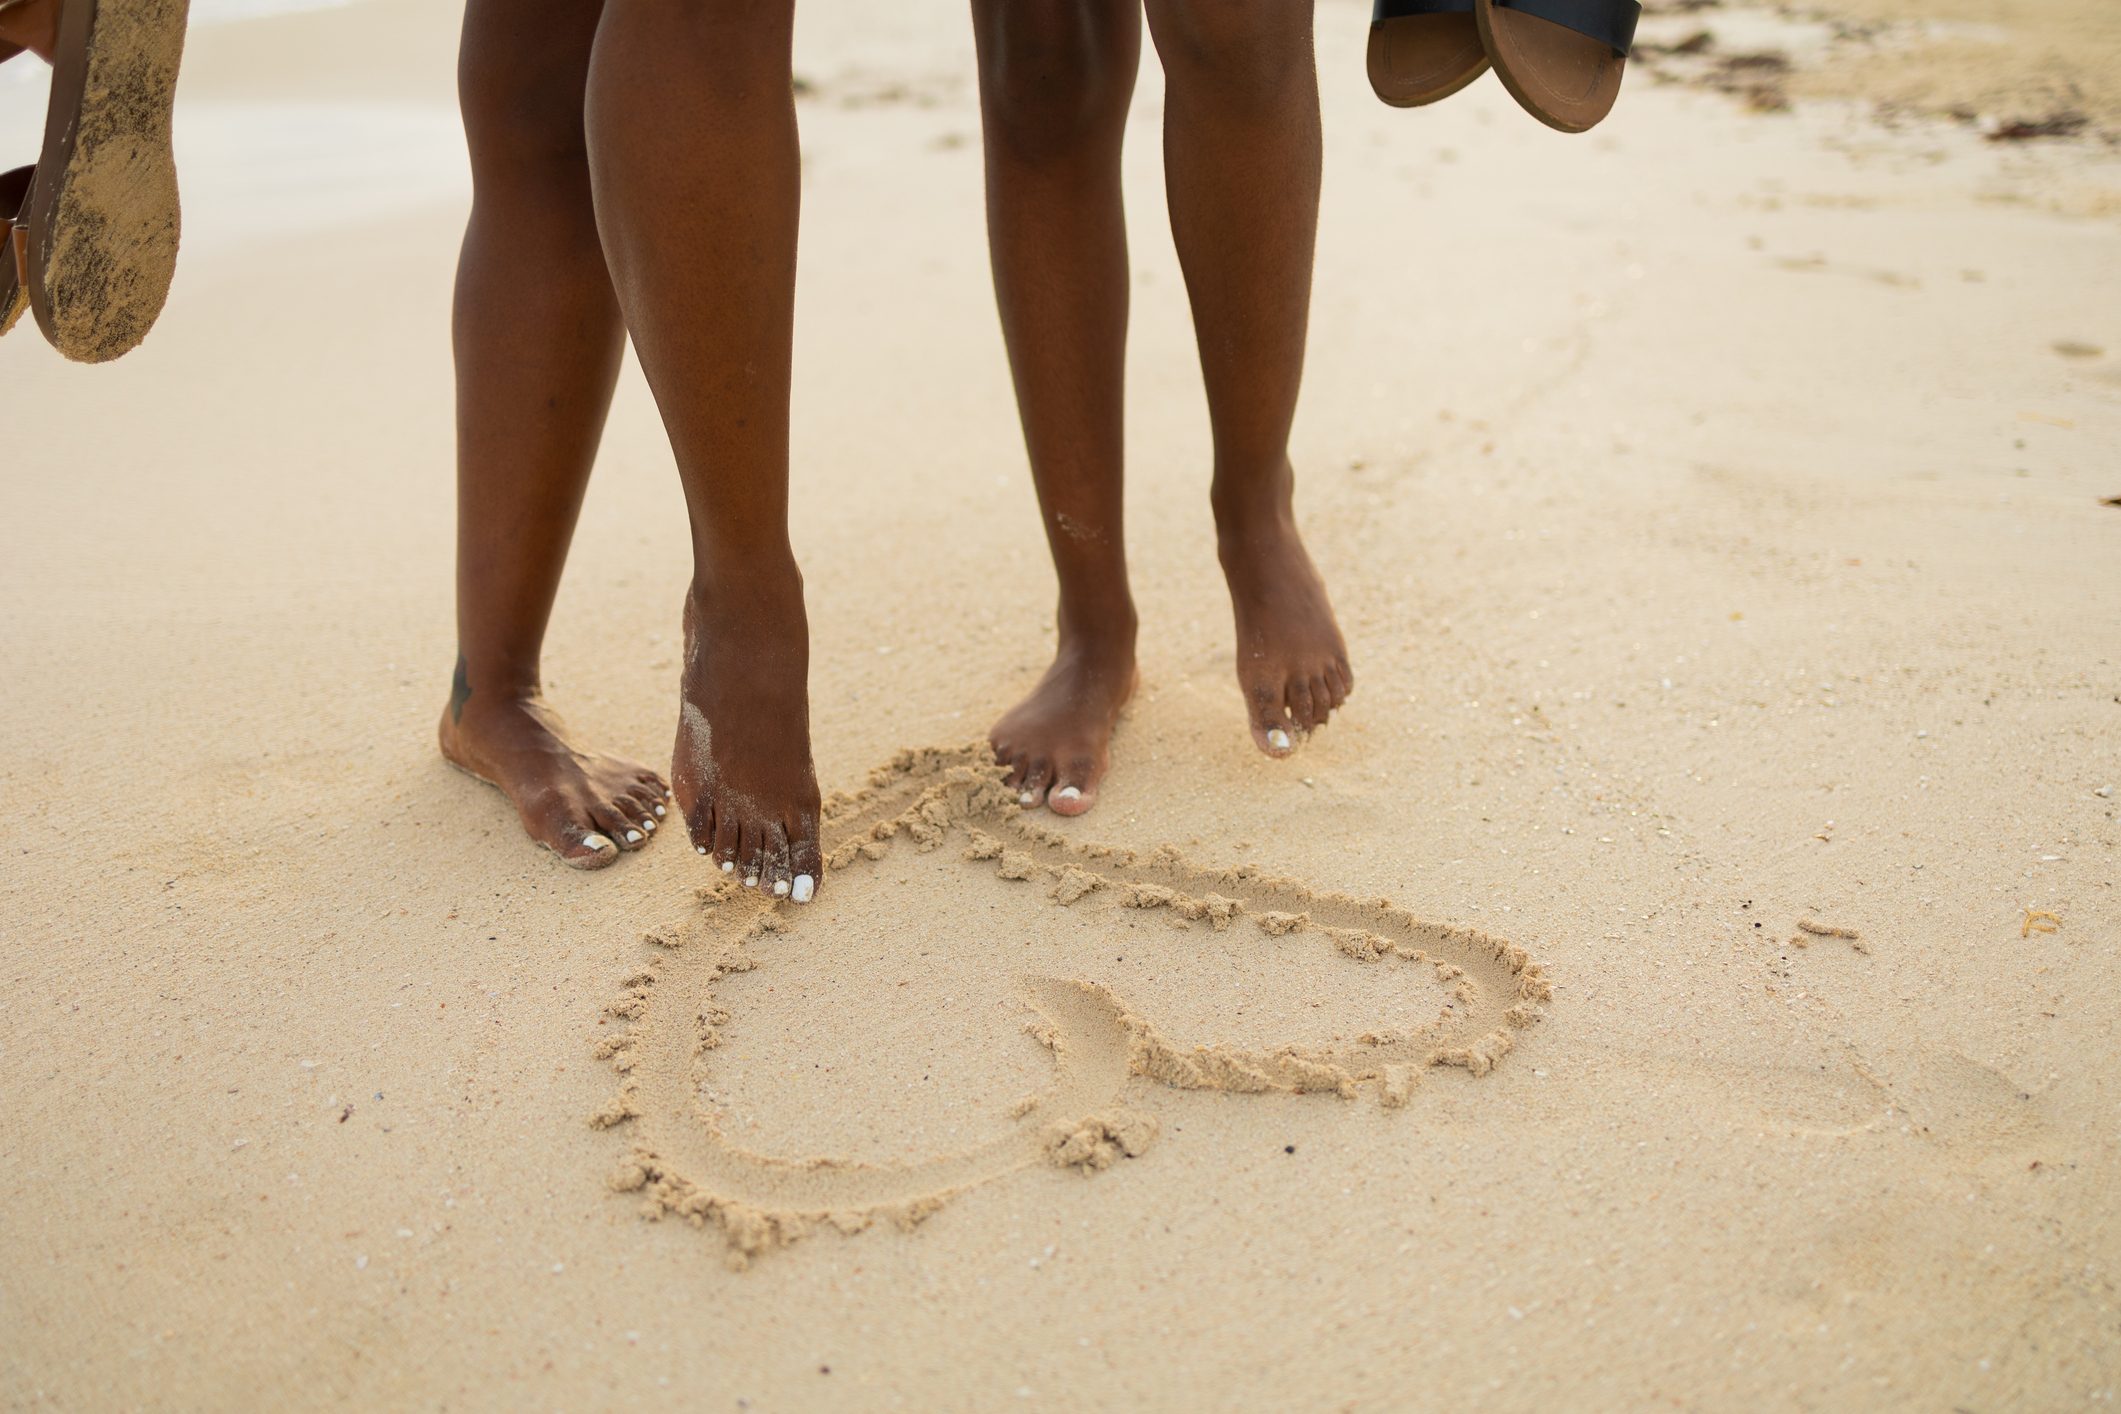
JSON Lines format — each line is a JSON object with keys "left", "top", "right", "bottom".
{"left": 3, "top": 0, "right": 2117, "bottom": 1407}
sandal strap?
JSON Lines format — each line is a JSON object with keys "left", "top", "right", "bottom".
{"left": 2, "top": 166, "right": 31, "bottom": 291}
{"left": 1495, "top": 0, "right": 1640, "bottom": 55}
{"left": 1, "top": 164, "right": 31, "bottom": 222}
{"left": 1374, "top": 0, "right": 1474, "bottom": 19}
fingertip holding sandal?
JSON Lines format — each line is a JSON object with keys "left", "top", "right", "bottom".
{"left": 1474, "top": 0, "right": 1640, "bottom": 133}
{"left": 1367, "top": 0, "right": 1490, "bottom": 109}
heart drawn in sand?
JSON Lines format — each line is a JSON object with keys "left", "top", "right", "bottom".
{"left": 592, "top": 746, "right": 1551, "bottom": 1266}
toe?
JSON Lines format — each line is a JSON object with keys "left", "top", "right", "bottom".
{"left": 712, "top": 807, "right": 741, "bottom": 874}
{"left": 761, "top": 821, "right": 792, "bottom": 898}
{"left": 1047, "top": 755, "right": 1100, "bottom": 817}
{"left": 1010, "top": 759, "right": 1043, "bottom": 808}
{"left": 789, "top": 826, "right": 823, "bottom": 905}
{"left": 551, "top": 822, "right": 619, "bottom": 869}
{"left": 1019, "top": 758, "right": 1054, "bottom": 809}
{"left": 685, "top": 798, "right": 715, "bottom": 858}
{"left": 997, "top": 749, "right": 1029, "bottom": 796}
{"left": 590, "top": 800, "right": 647, "bottom": 850}
{"left": 1323, "top": 663, "right": 1349, "bottom": 709}
{"left": 739, "top": 824, "right": 765, "bottom": 888}
{"left": 618, "top": 789, "right": 660, "bottom": 834}
{"left": 1306, "top": 676, "right": 1333, "bottom": 730}
{"left": 553, "top": 821, "right": 621, "bottom": 871}
{"left": 1248, "top": 683, "right": 1295, "bottom": 757}
{"left": 634, "top": 798, "right": 664, "bottom": 835}
{"left": 1288, "top": 679, "right": 1318, "bottom": 735}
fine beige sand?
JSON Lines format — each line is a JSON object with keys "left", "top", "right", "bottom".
{"left": 3, "top": 0, "right": 2118, "bottom": 1407}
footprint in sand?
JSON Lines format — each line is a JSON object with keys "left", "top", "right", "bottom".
{"left": 591, "top": 747, "right": 1550, "bottom": 1266}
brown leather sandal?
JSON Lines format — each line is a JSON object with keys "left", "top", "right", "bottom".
{"left": 1474, "top": 0, "right": 1639, "bottom": 133}
{"left": 21, "top": 0, "right": 191, "bottom": 362}
{"left": 1368, "top": 0, "right": 1489, "bottom": 109}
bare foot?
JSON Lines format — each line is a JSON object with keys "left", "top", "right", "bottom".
{"left": 671, "top": 572, "right": 823, "bottom": 902}
{"left": 1218, "top": 484, "right": 1353, "bottom": 757}
{"left": 438, "top": 657, "right": 672, "bottom": 869}
{"left": 991, "top": 616, "right": 1138, "bottom": 816}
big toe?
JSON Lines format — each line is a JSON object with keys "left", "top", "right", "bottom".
{"left": 547, "top": 818, "right": 621, "bottom": 870}
{"left": 1248, "top": 703, "right": 1297, "bottom": 759}
{"left": 1245, "top": 678, "right": 1300, "bottom": 757}
{"left": 519, "top": 792, "right": 623, "bottom": 869}
{"left": 788, "top": 829, "right": 823, "bottom": 904}
{"left": 1046, "top": 757, "right": 1103, "bottom": 816}
{"left": 1251, "top": 725, "right": 1296, "bottom": 758}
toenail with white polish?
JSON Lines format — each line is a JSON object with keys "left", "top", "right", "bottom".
{"left": 792, "top": 874, "right": 815, "bottom": 904}
{"left": 1268, "top": 727, "right": 1292, "bottom": 751}
{"left": 721, "top": 860, "right": 735, "bottom": 872}
{"left": 1019, "top": 791, "right": 1035, "bottom": 806}
{"left": 654, "top": 804, "right": 666, "bottom": 817}
{"left": 624, "top": 829, "right": 642, "bottom": 844}
{"left": 1055, "top": 786, "right": 1082, "bottom": 803}
{"left": 641, "top": 818, "right": 655, "bottom": 831}
{"left": 772, "top": 879, "right": 790, "bottom": 897}
{"left": 744, "top": 875, "right": 759, "bottom": 888}
{"left": 696, "top": 845, "right": 708, "bottom": 855}
{"left": 583, "top": 833, "right": 613, "bottom": 853}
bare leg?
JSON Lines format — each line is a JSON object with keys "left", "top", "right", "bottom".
{"left": 585, "top": 0, "right": 822, "bottom": 899}
{"left": 440, "top": 0, "right": 670, "bottom": 870}
{"left": 1146, "top": 0, "right": 1352, "bottom": 757}
{"left": 972, "top": 0, "right": 1143, "bottom": 816}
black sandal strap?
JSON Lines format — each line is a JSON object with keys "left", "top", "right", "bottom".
{"left": 1375, "top": 0, "right": 1475, "bottom": 21}
{"left": 1, "top": 165, "right": 32, "bottom": 225}
{"left": 1494, "top": 0, "right": 1640, "bottom": 55}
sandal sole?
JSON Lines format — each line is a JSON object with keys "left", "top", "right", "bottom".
{"left": 1368, "top": 12, "right": 1490, "bottom": 109}
{"left": 26, "top": 0, "right": 190, "bottom": 362}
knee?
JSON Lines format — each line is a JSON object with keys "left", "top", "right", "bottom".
{"left": 977, "top": 0, "right": 1134, "bottom": 164}
{"left": 459, "top": 51, "right": 590, "bottom": 173}
{"left": 1145, "top": 0, "right": 1311, "bottom": 101}
{"left": 653, "top": 0, "right": 795, "bottom": 59}
{"left": 596, "top": 0, "right": 794, "bottom": 107}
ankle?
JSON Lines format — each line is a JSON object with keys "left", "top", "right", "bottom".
{"left": 1054, "top": 598, "right": 1137, "bottom": 659}
{"left": 1214, "top": 503, "right": 1299, "bottom": 568}
{"left": 1210, "top": 457, "right": 1298, "bottom": 551}
{"left": 451, "top": 655, "right": 543, "bottom": 712}
{"left": 687, "top": 548, "right": 804, "bottom": 607}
